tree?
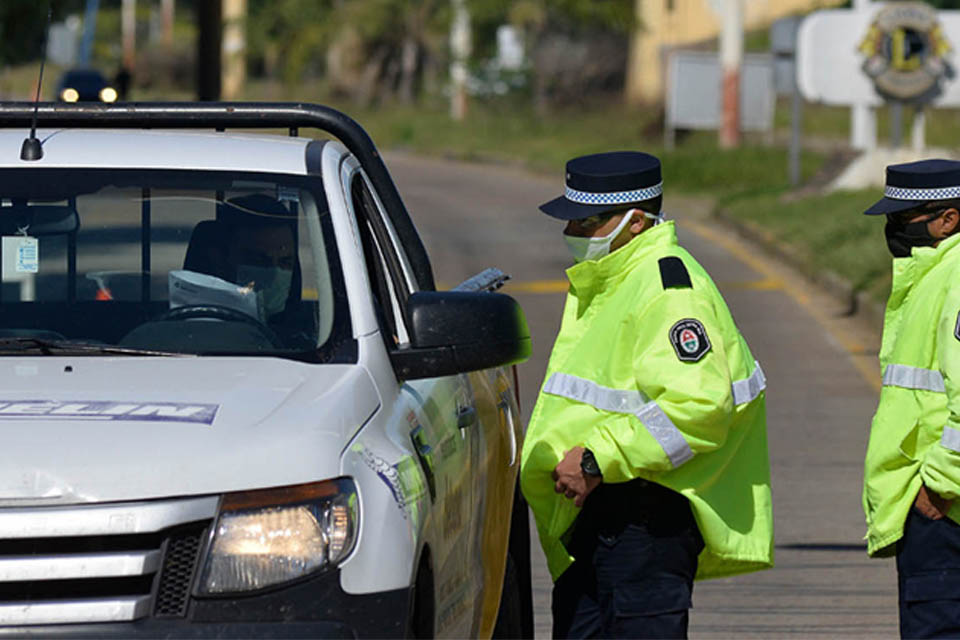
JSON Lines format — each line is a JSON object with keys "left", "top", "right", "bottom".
{"left": 247, "top": 0, "right": 335, "bottom": 84}
{"left": 324, "top": 0, "right": 450, "bottom": 105}
{"left": 489, "top": 0, "right": 633, "bottom": 110}
{"left": 0, "top": 1, "right": 83, "bottom": 66}
{"left": 243, "top": 0, "right": 632, "bottom": 107}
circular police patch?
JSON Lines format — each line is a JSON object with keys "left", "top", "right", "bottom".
{"left": 669, "top": 319, "right": 711, "bottom": 362}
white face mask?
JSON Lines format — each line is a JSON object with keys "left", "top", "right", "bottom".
{"left": 236, "top": 265, "right": 293, "bottom": 318}
{"left": 563, "top": 210, "right": 663, "bottom": 263}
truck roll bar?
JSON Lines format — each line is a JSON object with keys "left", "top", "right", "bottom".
{"left": 0, "top": 101, "right": 436, "bottom": 291}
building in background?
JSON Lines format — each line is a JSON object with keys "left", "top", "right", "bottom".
{"left": 627, "top": 0, "right": 845, "bottom": 104}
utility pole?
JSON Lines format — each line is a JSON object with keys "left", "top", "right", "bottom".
{"left": 625, "top": 0, "right": 646, "bottom": 106}
{"left": 196, "top": 0, "right": 222, "bottom": 101}
{"left": 719, "top": 0, "right": 743, "bottom": 148}
{"left": 222, "top": 0, "right": 246, "bottom": 100}
{"left": 161, "top": 0, "right": 175, "bottom": 48}
{"left": 79, "top": 0, "right": 100, "bottom": 67}
{"left": 121, "top": 0, "right": 136, "bottom": 72}
{"left": 450, "top": 0, "right": 471, "bottom": 121}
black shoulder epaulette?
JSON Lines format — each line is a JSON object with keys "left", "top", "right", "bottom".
{"left": 659, "top": 256, "right": 692, "bottom": 290}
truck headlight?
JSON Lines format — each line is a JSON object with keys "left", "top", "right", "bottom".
{"left": 197, "top": 478, "right": 359, "bottom": 594}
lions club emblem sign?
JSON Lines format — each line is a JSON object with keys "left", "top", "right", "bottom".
{"left": 859, "top": 2, "right": 952, "bottom": 101}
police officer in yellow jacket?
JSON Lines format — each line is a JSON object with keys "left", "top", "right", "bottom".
{"left": 521, "top": 151, "right": 773, "bottom": 639}
{"left": 862, "top": 159, "right": 960, "bottom": 638}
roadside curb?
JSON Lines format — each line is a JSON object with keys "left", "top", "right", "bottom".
{"left": 710, "top": 204, "right": 886, "bottom": 334}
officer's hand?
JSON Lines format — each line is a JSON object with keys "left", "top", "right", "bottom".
{"left": 916, "top": 484, "right": 953, "bottom": 520}
{"left": 552, "top": 447, "right": 602, "bottom": 508}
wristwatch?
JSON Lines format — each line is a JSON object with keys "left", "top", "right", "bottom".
{"left": 580, "top": 448, "right": 602, "bottom": 478}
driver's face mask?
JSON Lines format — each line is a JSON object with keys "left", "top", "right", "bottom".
{"left": 236, "top": 265, "right": 293, "bottom": 318}
{"left": 563, "top": 210, "right": 663, "bottom": 263}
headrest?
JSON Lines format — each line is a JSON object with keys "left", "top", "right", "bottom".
{"left": 183, "top": 220, "right": 227, "bottom": 279}
{"left": 221, "top": 194, "right": 295, "bottom": 229}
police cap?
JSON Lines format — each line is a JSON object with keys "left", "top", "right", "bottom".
{"left": 864, "top": 158, "right": 960, "bottom": 215}
{"left": 540, "top": 151, "right": 662, "bottom": 220}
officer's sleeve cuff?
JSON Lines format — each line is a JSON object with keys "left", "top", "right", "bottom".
{"left": 920, "top": 450, "right": 960, "bottom": 502}
{"left": 583, "top": 432, "right": 652, "bottom": 485}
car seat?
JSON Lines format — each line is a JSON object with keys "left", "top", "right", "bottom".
{"left": 182, "top": 219, "right": 228, "bottom": 281}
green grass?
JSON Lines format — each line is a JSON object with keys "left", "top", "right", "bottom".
{"left": 331, "top": 100, "right": 828, "bottom": 196}
{"left": 720, "top": 188, "right": 894, "bottom": 301}
{"left": 774, "top": 98, "right": 960, "bottom": 148}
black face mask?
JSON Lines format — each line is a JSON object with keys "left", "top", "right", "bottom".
{"left": 885, "top": 212, "right": 942, "bottom": 258}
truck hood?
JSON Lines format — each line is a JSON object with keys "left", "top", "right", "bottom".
{"left": 0, "top": 357, "right": 379, "bottom": 506}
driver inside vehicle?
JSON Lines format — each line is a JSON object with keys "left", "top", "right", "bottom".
{"left": 179, "top": 193, "right": 309, "bottom": 346}
{"left": 221, "top": 195, "right": 297, "bottom": 322}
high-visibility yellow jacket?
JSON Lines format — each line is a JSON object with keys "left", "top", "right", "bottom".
{"left": 521, "top": 221, "right": 774, "bottom": 581}
{"left": 864, "top": 233, "right": 960, "bottom": 556}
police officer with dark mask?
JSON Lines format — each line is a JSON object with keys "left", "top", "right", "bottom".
{"left": 862, "top": 159, "right": 960, "bottom": 638}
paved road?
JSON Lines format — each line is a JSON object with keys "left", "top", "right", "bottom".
{"left": 385, "top": 152, "right": 897, "bottom": 638}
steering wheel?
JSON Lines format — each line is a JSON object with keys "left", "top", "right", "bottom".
{"left": 155, "top": 304, "right": 284, "bottom": 349}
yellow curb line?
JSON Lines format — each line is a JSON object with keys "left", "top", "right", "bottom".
{"left": 500, "top": 278, "right": 783, "bottom": 294}
{"left": 682, "top": 218, "right": 882, "bottom": 392}
{"left": 502, "top": 280, "right": 570, "bottom": 294}
{"left": 717, "top": 278, "right": 784, "bottom": 291}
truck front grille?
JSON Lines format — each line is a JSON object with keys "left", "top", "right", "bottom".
{"left": 154, "top": 527, "right": 205, "bottom": 618}
{"left": 0, "top": 497, "right": 217, "bottom": 626}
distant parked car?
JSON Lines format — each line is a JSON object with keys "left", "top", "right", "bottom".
{"left": 55, "top": 68, "right": 118, "bottom": 103}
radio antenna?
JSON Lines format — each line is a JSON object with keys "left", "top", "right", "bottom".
{"left": 21, "top": 3, "right": 53, "bottom": 162}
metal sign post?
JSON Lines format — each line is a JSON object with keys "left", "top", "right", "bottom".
{"left": 851, "top": 0, "right": 877, "bottom": 151}
{"left": 772, "top": 17, "right": 803, "bottom": 186}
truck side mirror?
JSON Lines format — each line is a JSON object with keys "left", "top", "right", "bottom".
{"left": 389, "top": 291, "right": 531, "bottom": 380}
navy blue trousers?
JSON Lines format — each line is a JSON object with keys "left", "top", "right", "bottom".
{"left": 551, "top": 481, "right": 704, "bottom": 639}
{"left": 897, "top": 507, "right": 960, "bottom": 639}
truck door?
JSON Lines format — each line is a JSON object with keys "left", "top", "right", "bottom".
{"left": 464, "top": 366, "right": 523, "bottom": 636}
{"left": 343, "top": 168, "right": 478, "bottom": 637}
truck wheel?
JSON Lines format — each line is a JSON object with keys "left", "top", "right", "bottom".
{"left": 492, "top": 553, "right": 524, "bottom": 639}
{"left": 407, "top": 555, "right": 434, "bottom": 639}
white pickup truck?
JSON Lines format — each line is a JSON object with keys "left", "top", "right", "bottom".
{"left": 0, "top": 102, "right": 532, "bottom": 638}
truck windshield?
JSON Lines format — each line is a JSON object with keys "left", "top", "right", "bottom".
{"left": 0, "top": 168, "right": 353, "bottom": 362}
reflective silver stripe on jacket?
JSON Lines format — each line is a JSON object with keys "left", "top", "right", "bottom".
{"left": 943, "top": 426, "right": 960, "bottom": 453}
{"left": 543, "top": 366, "right": 767, "bottom": 468}
{"left": 882, "top": 364, "right": 946, "bottom": 393}
{"left": 543, "top": 373, "right": 694, "bottom": 468}
{"left": 732, "top": 362, "right": 766, "bottom": 406}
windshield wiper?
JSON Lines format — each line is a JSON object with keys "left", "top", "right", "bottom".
{"left": 0, "top": 337, "right": 191, "bottom": 357}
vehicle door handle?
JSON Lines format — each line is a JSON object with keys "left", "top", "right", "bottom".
{"left": 457, "top": 405, "right": 477, "bottom": 429}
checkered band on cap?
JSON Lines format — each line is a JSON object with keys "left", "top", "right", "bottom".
{"left": 565, "top": 182, "right": 663, "bottom": 206}
{"left": 885, "top": 185, "right": 960, "bottom": 201}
